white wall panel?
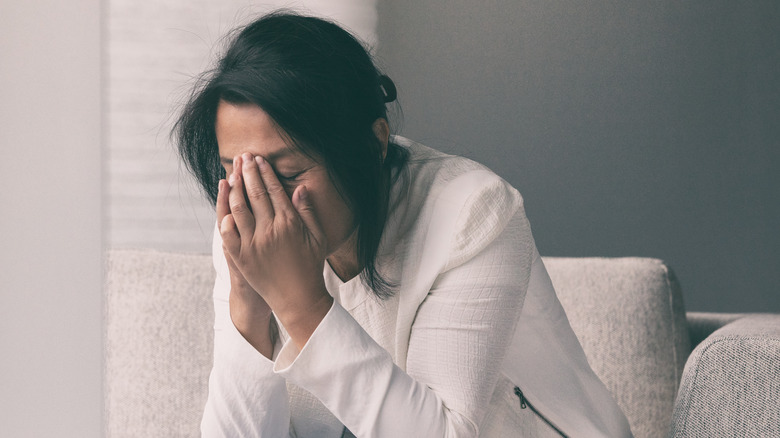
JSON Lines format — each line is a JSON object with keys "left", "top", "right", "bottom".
{"left": 0, "top": 0, "right": 103, "bottom": 435}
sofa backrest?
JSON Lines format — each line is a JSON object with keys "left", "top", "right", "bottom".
{"left": 544, "top": 257, "right": 691, "bottom": 438}
{"left": 105, "top": 249, "right": 214, "bottom": 437}
{"left": 105, "top": 250, "right": 691, "bottom": 438}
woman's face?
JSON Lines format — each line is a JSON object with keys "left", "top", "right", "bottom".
{"left": 215, "top": 100, "right": 357, "bottom": 263}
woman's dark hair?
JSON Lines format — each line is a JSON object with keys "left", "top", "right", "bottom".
{"left": 173, "top": 11, "right": 407, "bottom": 298}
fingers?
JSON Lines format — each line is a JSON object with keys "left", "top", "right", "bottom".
{"left": 217, "top": 178, "right": 241, "bottom": 259}
{"left": 228, "top": 155, "right": 256, "bottom": 237}
{"left": 222, "top": 240, "right": 247, "bottom": 288}
{"left": 255, "top": 155, "right": 294, "bottom": 220}
{"left": 240, "top": 153, "right": 274, "bottom": 227}
{"left": 220, "top": 213, "right": 241, "bottom": 257}
{"left": 292, "top": 185, "right": 326, "bottom": 246}
{"left": 216, "top": 179, "right": 230, "bottom": 225}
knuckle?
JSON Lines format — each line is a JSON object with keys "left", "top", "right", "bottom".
{"left": 260, "top": 224, "right": 276, "bottom": 241}
{"left": 230, "top": 202, "right": 248, "bottom": 215}
{"left": 280, "top": 212, "right": 299, "bottom": 229}
{"left": 267, "top": 183, "right": 286, "bottom": 198}
{"left": 220, "top": 225, "right": 237, "bottom": 238}
{"left": 275, "top": 208, "right": 292, "bottom": 222}
{"left": 247, "top": 186, "right": 268, "bottom": 201}
{"left": 219, "top": 222, "right": 234, "bottom": 237}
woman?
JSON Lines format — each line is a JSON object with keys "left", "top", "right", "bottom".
{"left": 174, "top": 12, "right": 632, "bottom": 438}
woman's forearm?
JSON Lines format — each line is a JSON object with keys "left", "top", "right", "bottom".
{"left": 229, "top": 292, "right": 276, "bottom": 360}
{"left": 204, "top": 263, "right": 294, "bottom": 437}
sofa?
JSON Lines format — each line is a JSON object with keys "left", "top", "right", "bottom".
{"left": 105, "top": 249, "right": 779, "bottom": 437}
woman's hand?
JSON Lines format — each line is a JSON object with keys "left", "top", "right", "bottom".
{"left": 219, "top": 153, "right": 333, "bottom": 349}
{"left": 217, "top": 177, "right": 276, "bottom": 358}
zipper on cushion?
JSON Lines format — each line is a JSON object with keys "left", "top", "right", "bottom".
{"left": 514, "top": 386, "right": 568, "bottom": 438}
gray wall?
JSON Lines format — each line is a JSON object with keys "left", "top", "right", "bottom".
{"left": 377, "top": 0, "right": 779, "bottom": 312}
{"left": 0, "top": 0, "right": 103, "bottom": 435}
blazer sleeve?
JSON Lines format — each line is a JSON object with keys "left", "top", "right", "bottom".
{"left": 274, "top": 176, "right": 534, "bottom": 437}
{"left": 201, "top": 222, "right": 296, "bottom": 438}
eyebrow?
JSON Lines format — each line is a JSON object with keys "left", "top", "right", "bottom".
{"left": 219, "top": 148, "right": 296, "bottom": 166}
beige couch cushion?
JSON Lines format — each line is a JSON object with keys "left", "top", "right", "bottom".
{"left": 671, "top": 314, "right": 780, "bottom": 438}
{"left": 544, "top": 257, "right": 690, "bottom": 438}
{"left": 105, "top": 249, "right": 214, "bottom": 437}
{"left": 105, "top": 251, "right": 690, "bottom": 438}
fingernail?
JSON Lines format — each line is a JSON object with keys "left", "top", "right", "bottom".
{"left": 299, "top": 185, "right": 308, "bottom": 200}
{"left": 242, "top": 152, "right": 253, "bottom": 165}
{"left": 255, "top": 156, "right": 265, "bottom": 168}
{"left": 228, "top": 173, "right": 235, "bottom": 187}
{"left": 233, "top": 156, "right": 239, "bottom": 169}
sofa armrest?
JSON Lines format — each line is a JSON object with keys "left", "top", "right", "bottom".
{"left": 670, "top": 314, "right": 780, "bottom": 437}
{"left": 685, "top": 311, "right": 746, "bottom": 348}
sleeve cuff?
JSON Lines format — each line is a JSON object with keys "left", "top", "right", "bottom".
{"left": 273, "top": 299, "right": 342, "bottom": 373}
{"left": 222, "top": 312, "right": 279, "bottom": 372}
{"left": 270, "top": 298, "right": 449, "bottom": 437}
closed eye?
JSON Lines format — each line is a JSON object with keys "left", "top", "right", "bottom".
{"left": 278, "top": 171, "right": 303, "bottom": 182}
{"left": 277, "top": 166, "right": 312, "bottom": 182}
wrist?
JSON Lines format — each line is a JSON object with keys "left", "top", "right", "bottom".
{"left": 276, "top": 290, "right": 333, "bottom": 350}
{"left": 229, "top": 297, "right": 276, "bottom": 359}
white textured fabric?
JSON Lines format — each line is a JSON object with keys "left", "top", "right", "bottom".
{"left": 202, "top": 138, "right": 632, "bottom": 437}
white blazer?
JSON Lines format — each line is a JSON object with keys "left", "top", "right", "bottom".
{"left": 202, "top": 137, "right": 633, "bottom": 437}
